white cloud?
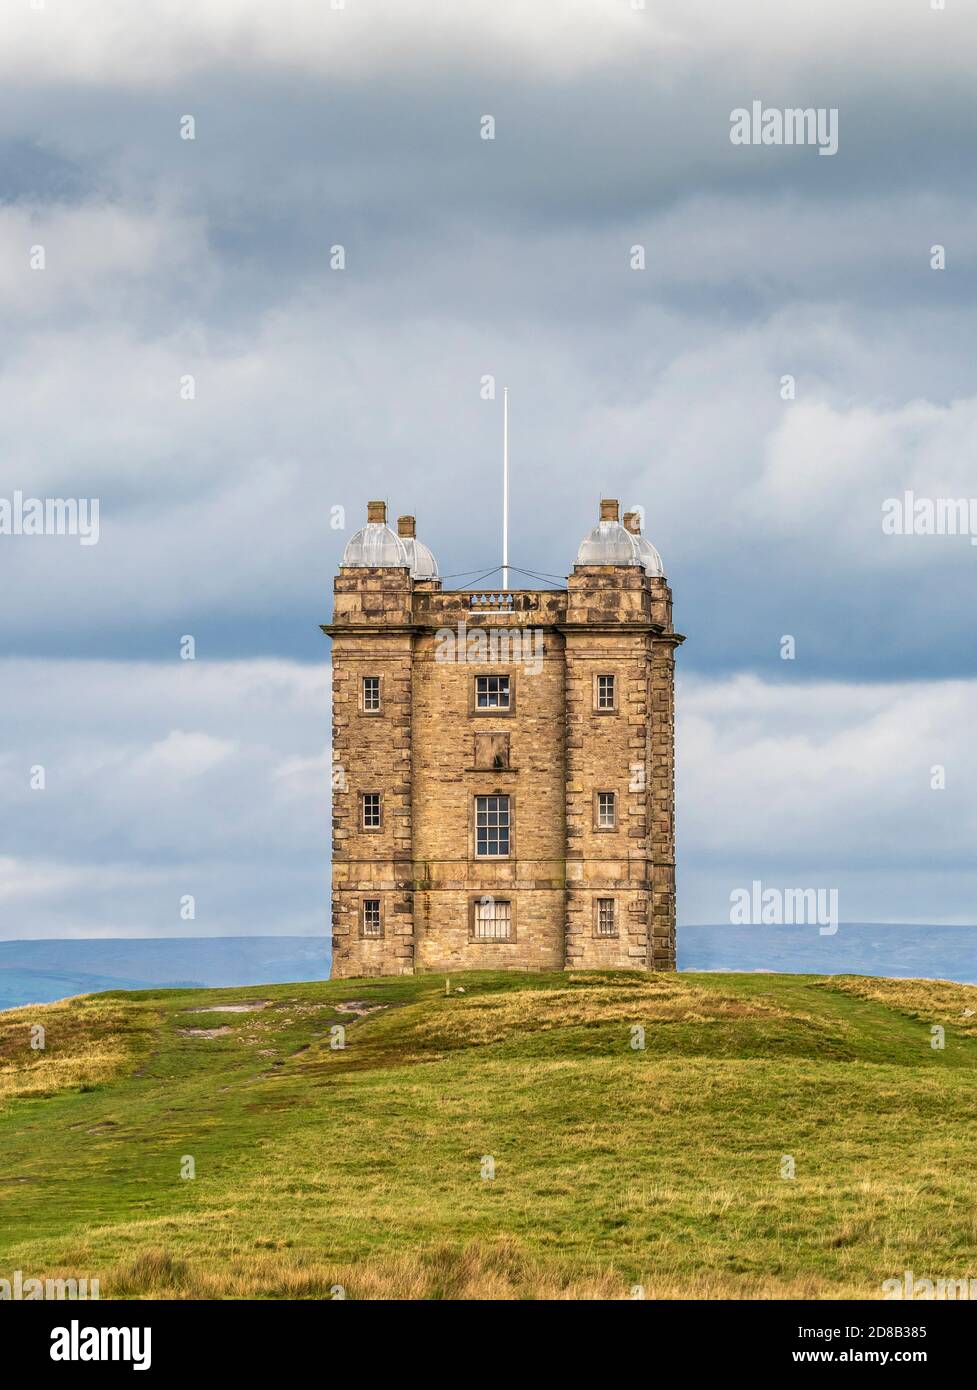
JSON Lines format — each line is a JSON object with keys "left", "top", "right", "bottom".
{"left": 678, "top": 673, "right": 977, "bottom": 924}
{"left": 0, "top": 856, "right": 159, "bottom": 902}
{"left": 1, "top": 0, "right": 676, "bottom": 85}
{"left": 0, "top": 200, "right": 210, "bottom": 319}
{"left": 0, "top": 658, "right": 330, "bottom": 936}
{"left": 128, "top": 730, "right": 240, "bottom": 779}
{"left": 2, "top": 263, "right": 975, "bottom": 654}
{"left": 2, "top": 1, "right": 973, "bottom": 86}
{"left": 1, "top": 658, "right": 974, "bottom": 937}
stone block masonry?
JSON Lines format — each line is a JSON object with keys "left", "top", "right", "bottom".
{"left": 322, "top": 499, "right": 683, "bottom": 976}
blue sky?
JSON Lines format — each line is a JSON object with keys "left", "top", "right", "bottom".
{"left": 2, "top": 1, "right": 975, "bottom": 938}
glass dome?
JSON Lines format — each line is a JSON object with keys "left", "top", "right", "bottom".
{"left": 575, "top": 520, "right": 642, "bottom": 567}
{"left": 634, "top": 533, "right": 664, "bottom": 577}
{"left": 341, "top": 522, "right": 408, "bottom": 567}
{"left": 400, "top": 536, "right": 439, "bottom": 579}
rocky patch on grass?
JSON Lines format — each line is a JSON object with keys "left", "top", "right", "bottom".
{"left": 182, "top": 1002, "right": 270, "bottom": 1014}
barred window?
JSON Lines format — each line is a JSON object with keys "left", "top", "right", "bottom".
{"left": 361, "top": 792, "right": 382, "bottom": 829}
{"left": 475, "top": 794, "right": 510, "bottom": 856}
{"left": 596, "top": 898, "right": 617, "bottom": 937}
{"left": 362, "top": 899, "right": 382, "bottom": 937}
{"left": 362, "top": 676, "right": 381, "bottom": 711}
{"left": 472, "top": 898, "right": 512, "bottom": 941}
{"left": 596, "top": 674, "right": 616, "bottom": 710}
{"left": 475, "top": 675, "right": 510, "bottom": 709}
{"left": 597, "top": 791, "right": 616, "bottom": 829}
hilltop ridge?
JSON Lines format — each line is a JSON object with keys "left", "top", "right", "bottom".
{"left": 1, "top": 969, "right": 975, "bottom": 1300}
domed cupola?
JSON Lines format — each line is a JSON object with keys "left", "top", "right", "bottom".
{"left": 575, "top": 498, "right": 642, "bottom": 566}
{"left": 341, "top": 501, "right": 409, "bottom": 567}
{"left": 623, "top": 509, "right": 665, "bottom": 578}
{"left": 397, "top": 515, "right": 439, "bottom": 579}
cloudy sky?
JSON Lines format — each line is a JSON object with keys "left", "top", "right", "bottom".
{"left": 2, "top": 1, "right": 975, "bottom": 942}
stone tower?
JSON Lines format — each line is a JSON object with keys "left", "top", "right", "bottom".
{"left": 322, "top": 498, "right": 682, "bottom": 977}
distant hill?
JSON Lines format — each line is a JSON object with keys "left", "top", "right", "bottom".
{"left": 1, "top": 924, "right": 973, "bottom": 1014}
{"left": 679, "top": 923, "right": 977, "bottom": 982}
{"left": 1, "top": 967, "right": 975, "bottom": 1299}
{"left": 0, "top": 937, "right": 329, "bottom": 1011}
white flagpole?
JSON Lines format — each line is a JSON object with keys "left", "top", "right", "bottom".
{"left": 502, "top": 386, "right": 509, "bottom": 591}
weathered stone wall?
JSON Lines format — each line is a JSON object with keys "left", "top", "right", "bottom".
{"left": 565, "top": 566, "right": 656, "bottom": 969}
{"left": 648, "top": 628, "right": 678, "bottom": 969}
{"left": 328, "top": 567, "right": 415, "bottom": 977}
{"left": 411, "top": 627, "right": 566, "bottom": 972}
{"left": 324, "top": 546, "right": 680, "bottom": 978}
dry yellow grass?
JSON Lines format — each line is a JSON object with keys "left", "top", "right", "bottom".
{"left": 821, "top": 976, "right": 977, "bottom": 1037}
{"left": 339, "top": 973, "right": 812, "bottom": 1066}
{"left": 100, "top": 1237, "right": 851, "bottom": 1301}
{"left": 0, "top": 996, "right": 157, "bottom": 1107}
{"left": 428, "top": 980, "right": 791, "bottom": 1041}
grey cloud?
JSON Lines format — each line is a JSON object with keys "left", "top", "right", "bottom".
{"left": 2, "top": 1, "right": 976, "bottom": 939}
{"left": 2, "top": 659, "right": 974, "bottom": 938}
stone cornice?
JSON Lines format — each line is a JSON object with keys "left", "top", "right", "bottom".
{"left": 320, "top": 623, "right": 422, "bottom": 637}
{"left": 556, "top": 622, "right": 668, "bottom": 636}
{"left": 322, "top": 621, "right": 685, "bottom": 643}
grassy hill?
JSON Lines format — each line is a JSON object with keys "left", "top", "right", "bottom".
{"left": 1, "top": 969, "right": 975, "bottom": 1300}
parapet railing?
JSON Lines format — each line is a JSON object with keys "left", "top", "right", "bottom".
{"left": 410, "top": 589, "right": 566, "bottom": 621}
{"left": 466, "top": 591, "right": 552, "bottom": 612}
{"left": 468, "top": 592, "right": 516, "bottom": 610}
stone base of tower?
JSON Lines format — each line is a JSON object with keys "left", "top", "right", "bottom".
{"left": 650, "top": 862, "right": 677, "bottom": 970}
{"left": 330, "top": 950, "right": 415, "bottom": 979}
{"left": 564, "top": 869, "right": 676, "bottom": 972}
{"left": 330, "top": 888, "right": 415, "bottom": 977}
{"left": 329, "top": 879, "right": 676, "bottom": 978}
{"left": 412, "top": 887, "right": 566, "bottom": 973}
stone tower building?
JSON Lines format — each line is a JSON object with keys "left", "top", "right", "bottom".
{"left": 322, "top": 498, "right": 683, "bottom": 977}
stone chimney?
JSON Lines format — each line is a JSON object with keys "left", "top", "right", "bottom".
{"left": 623, "top": 510, "right": 640, "bottom": 535}
{"left": 599, "top": 498, "right": 619, "bottom": 522}
{"left": 367, "top": 500, "right": 386, "bottom": 524}
{"left": 397, "top": 515, "right": 416, "bottom": 538}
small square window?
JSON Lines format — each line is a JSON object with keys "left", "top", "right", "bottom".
{"left": 362, "top": 899, "right": 382, "bottom": 937}
{"left": 596, "top": 674, "right": 616, "bottom": 711}
{"left": 361, "top": 792, "right": 382, "bottom": 830}
{"left": 475, "top": 794, "right": 511, "bottom": 856}
{"left": 596, "top": 791, "right": 616, "bottom": 829}
{"left": 362, "top": 676, "right": 381, "bottom": 712}
{"left": 472, "top": 898, "right": 512, "bottom": 941}
{"left": 475, "top": 675, "right": 510, "bottom": 709}
{"left": 596, "top": 898, "right": 617, "bottom": 937}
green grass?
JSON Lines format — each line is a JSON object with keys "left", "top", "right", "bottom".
{"left": 1, "top": 969, "right": 975, "bottom": 1299}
